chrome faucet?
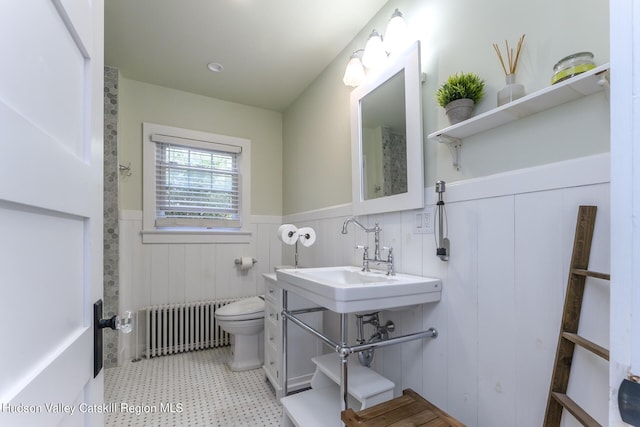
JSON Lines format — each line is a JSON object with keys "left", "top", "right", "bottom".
{"left": 341, "top": 217, "right": 394, "bottom": 275}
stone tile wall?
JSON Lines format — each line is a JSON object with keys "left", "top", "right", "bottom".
{"left": 103, "top": 66, "right": 119, "bottom": 368}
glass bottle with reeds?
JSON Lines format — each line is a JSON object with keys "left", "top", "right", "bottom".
{"left": 493, "top": 34, "right": 526, "bottom": 106}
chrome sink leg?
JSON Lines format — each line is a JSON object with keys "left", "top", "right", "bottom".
{"left": 282, "top": 290, "right": 288, "bottom": 398}
{"left": 339, "top": 313, "right": 349, "bottom": 421}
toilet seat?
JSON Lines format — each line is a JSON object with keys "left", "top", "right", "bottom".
{"left": 216, "top": 296, "right": 264, "bottom": 321}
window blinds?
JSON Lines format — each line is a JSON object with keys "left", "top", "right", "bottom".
{"left": 152, "top": 134, "right": 241, "bottom": 228}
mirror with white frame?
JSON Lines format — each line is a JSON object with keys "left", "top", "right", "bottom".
{"left": 350, "top": 40, "right": 423, "bottom": 216}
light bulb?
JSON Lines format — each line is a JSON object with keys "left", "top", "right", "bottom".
{"left": 362, "top": 30, "right": 387, "bottom": 70}
{"left": 342, "top": 52, "right": 365, "bottom": 87}
{"left": 384, "top": 9, "right": 411, "bottom": 55}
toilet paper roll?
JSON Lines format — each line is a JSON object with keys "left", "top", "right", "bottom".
{"left": 297, "top": 227, "right": 316, "bottom": 247}
{"left": 277, "top": 223, "right": 292, "bottom": 236}
{"left": 240, "top": 256, "right": 254, "bottom": 271}
{"left": 277, "top": 224, "right": 299, "bottom": 245}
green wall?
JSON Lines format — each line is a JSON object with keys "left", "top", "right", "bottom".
{"left": 118, "top": 77, "right": 283, "bottom": 215}
{"left": 282, "top": 57, "right": 353, "bottom": 215}
{"left": 282, "top": 0, "right": 610, "bottom": 215}
{"left": 115, "top": 0, "right": 610, "bottom": 217}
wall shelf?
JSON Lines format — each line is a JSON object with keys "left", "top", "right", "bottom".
{"left": 428, "top": 63, "right": 610, "bottom": 170}
{"left": 280, "top": 353, "right": 395, "bottom": 426}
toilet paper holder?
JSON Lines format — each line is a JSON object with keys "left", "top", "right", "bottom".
{"left": 234, "top": 257, "right": 258, "bottom": 266}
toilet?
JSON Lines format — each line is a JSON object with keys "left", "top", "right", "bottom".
{"left": 215, "top": 296, "right": 265, "bottom": 371}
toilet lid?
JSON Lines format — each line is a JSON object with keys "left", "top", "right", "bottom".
{"left": 216, "top": 296, "right": 264, "bottom": 319}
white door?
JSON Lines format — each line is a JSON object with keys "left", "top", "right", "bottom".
{"left": 609, "top": 0, "right": 640, "bottom": 424}
{"left": 0, "top": 1, "right": 104, "bottom": 426}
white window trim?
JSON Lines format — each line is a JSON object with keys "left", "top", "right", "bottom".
{"left": 142, "top": 122, "right": 251, "bottom": 244}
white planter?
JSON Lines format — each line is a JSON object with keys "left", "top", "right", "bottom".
{"left": 444, "top": 98, "right": 475, "bottom": 125}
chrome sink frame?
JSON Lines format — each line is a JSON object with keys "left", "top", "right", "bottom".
{"left": 281, "top": 289, "right": 438, "bottom": 418}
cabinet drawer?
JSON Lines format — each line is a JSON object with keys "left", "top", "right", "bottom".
{"left": 265, "top": 280, "right": 280, "bottom": 303}
{"left": 265, "top": 315, "right": 279, "bottom": 347}
{"left": 264, "top": 341, "right": 279, "bottom": 380}
{"left": 265, "top": 302, "right": 279, "bottom": 324}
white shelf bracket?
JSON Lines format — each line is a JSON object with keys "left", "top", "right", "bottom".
{"left": 437, "top": 135, "right": 462, "bottom": 170}
{"left": 597, "top": 69, "right": 610, "bottom": 102}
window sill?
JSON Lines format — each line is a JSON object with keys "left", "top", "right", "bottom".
{"left": 141, "top": 229, "right": 253, "bottom": 244}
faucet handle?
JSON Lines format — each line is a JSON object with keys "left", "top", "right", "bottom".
{"left": 382, "top": 246, "right": 393, "bottom": 262}
{"left": 356, "top": 245, "right": 370, "bottom": 272}
{"left": 381, "top": 247, "right": 394, "bottom": 276}
{"left": 356, "top": 245, "right": 369, "bottom": 257}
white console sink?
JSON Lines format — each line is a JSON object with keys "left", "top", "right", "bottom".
{"left": 275, "top": 266, "right": 441, "bottom": 313}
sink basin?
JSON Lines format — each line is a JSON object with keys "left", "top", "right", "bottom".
{"left": 275, "top": 266, "right": 441, "bottom": 313}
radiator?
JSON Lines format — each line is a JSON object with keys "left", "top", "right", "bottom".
{"left": 143, "top": 298, "right": 240, "bottom": 358}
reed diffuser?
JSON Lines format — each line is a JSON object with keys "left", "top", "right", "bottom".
{"left": 493, "top": 34, "right": 526, "bottom": 106}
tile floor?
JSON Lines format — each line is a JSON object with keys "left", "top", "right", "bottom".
{"left": 105, "top": 347, "right": 282, "bottom": 426}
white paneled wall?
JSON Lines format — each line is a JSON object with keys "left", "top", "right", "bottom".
{"left": 284, "top": 154, "right": 610, "bottom": 427}
{"left": 477, "top": 196, "right": 515, "bottom": 427}
{"left": 118, "top": 212, "right": 282, "bottom": 360}
{"left": 117, "top": 154, "right": 609, "bottom": 426}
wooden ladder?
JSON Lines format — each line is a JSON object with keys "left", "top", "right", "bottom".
{"left": 543, "top": 205, "right": 610, "bottom": 427}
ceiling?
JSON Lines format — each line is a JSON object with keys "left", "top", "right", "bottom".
{"left": 105, "top": 0, "right": 389, "bottom": 112}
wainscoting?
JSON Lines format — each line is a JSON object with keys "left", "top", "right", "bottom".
{"left": 118, "top": 213, "right": 282, "bottom": 361}
{"left": 284, "top": 153, "right": 610, "bottom": 427}
{"left": 118, "top": 153, "right": 609, "bottom": 427}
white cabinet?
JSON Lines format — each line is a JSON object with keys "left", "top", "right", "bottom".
{"left": 263, "top": 273, "right": 323, "bottom": 399}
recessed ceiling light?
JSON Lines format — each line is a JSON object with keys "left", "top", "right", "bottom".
{"left": 207, "top": 62, "right": 224, "bottom": 73}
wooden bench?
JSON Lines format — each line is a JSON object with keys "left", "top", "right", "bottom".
{"left": 341, "top": 388, "right": 465, "bottom": 427}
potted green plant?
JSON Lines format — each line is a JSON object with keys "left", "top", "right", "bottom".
{"left": 435, "top": 72, "right": 485, "bottom": 124}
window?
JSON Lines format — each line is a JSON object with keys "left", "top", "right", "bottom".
{"left": 142, "top": 123, "right": 251, "bottom": 243}
{"left": 154, "top": 134, "right": 241, "bottom": 228}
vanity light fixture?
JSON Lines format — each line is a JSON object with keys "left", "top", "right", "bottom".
{"left": 342, "top": 9, "right": 411, "bottom": 87}
{"left": 342, "top": 50, "right": 366, "bottom": 87}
